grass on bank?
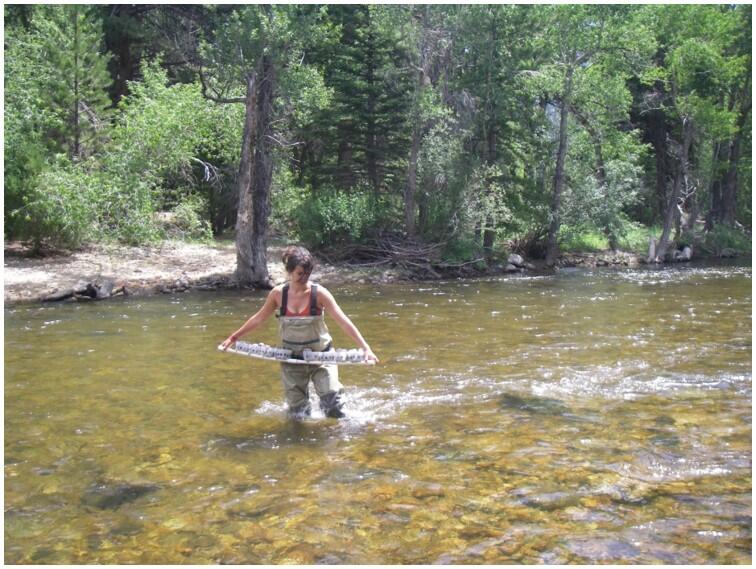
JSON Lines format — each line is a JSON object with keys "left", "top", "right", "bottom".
{"left": 559, "top": 222, "right": 656, "bottom": 254}
{"left": 558, "top": 222, "right": 752, "bottom": 257}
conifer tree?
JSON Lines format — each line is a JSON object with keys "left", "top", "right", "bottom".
{"left": 33, "top": 5, "right": 112, "bottom": 161}
{"left": 310, "top": 5, "right": 412, "bottom": 195}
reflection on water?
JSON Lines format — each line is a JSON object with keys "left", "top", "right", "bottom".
{"left": 5, "top": 263, "right": 752, "bottom": 563}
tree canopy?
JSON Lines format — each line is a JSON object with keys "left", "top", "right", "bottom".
{"left": 4, "top": 4, "right": 751, "bottom": 264}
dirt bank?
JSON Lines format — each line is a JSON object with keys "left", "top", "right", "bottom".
{"left": 6, "top": 239, "right": 701, "bottom": 306}
{"left": 3, "top": 240, "right": 403, "bottom": 305}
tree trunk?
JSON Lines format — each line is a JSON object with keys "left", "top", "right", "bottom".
{"left": 249, "top": 54, "right": 275, "bottom": 288}
{"left": 235, "top": 72, "right": 259, "bottom": 285}
{"left": 405, "top": 131, "right": 419, "bottom": 237}
{"left": 647, "top": 109, "right": 669, "bottom": 224}
{"left": 722, "top": 137, "right": 741, "bottom": 227}
{"left": 73, "top": 7, "right": 81, "bottom": 161}
{"left": 684, "top": 195, "right": 700, "bottom": 233}
{"left": 404, "top": 6, "right": 432, "bottom": 239}
{"left": 365, "top": 27, "right": 380, "bottom": 195}
{"left": 706, "top": 141, "right": 726, "bottom": 230}
{"left": 594, "top": 150, "right": 619, "bottom": 250}
{"left": 482, "top": 11, "right": 498, "bottom": 259}
{"left": 418, "top": 192, "right": 429, "bottom": 234}
{"left": 653, "top": 172, "right": 680, "bottom": 263}
{"left": 655, "top": 117, "right": 693, "bottom": 262}
{"left": 722, "top": 89, "right": 750, "bottom": 227}
{"left": 545, "top": 67, "right": 574, "bottom": 266}
{"left": 570, "top": 107, "right": 616, "bottom": 250}
{"left": 482, "top": 120, "right": 497, "bottom": 257}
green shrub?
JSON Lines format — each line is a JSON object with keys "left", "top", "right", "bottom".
{"left": 617, "top": 221, "right": 659, "bottom": 253}
{"left": 295, "top": 186, "right": 376, "bottom": 247}
{"left": 701, "top": 225, "right": 752, "bottom": 255}
{"left": 8, "top": 58, "right": 242, "bottom": 247}
{"left": 558, "top": 225, "right": 607, "bottom": 252}
{"left": 441, "top": 235, "right": 484, "bottom": 264}
{"left": 169, "top": 194, "right": 213, "bottom": 241}
{"left": 15, "top": 162, "right": 98, "bottom": 248}
{"left": 270, "top": 168, "right": 309, "bottom": 238}
{"left": 558, "top": 219, "right": 657, "bottom": 254}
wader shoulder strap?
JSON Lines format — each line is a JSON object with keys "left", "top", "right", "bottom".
{"left": 280, "top": 283, "right": 290, "bottom": 317}
{"left": 310, "top": 284, "right": 319, "bottom": 316}
{"left": 280, "top": 283, "right": 318, "bottom": 316}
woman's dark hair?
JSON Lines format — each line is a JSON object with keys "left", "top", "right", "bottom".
{"left": 282, "top": 245, "right": 315, "bottom": 275}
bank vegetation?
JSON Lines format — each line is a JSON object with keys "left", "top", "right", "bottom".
{"left": 5, "top": 5, "right": 752, "bottom": 287}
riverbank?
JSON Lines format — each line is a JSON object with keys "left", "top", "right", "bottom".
{"left": 3, "top": 240, "right": 409, "bottom": 305}
{"left": 2, "top": 238, "right": 742, "bottom": 305}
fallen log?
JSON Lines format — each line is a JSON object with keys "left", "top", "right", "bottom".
{"left": 42, "top": 288, "right": 77, "bottom": 302}
{"left": 42, "top": 279, "right": 126, "bottom": 303}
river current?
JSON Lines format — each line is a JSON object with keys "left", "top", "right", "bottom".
{"left": 4, "top": 263, "right": 752, "bottom": 563}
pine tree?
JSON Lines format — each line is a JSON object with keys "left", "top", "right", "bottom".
{"left": 308, "top": 5, "right": 412, "bottom": 195}
{"left": 33, "top": 5, "right": 112, "bottom": 161}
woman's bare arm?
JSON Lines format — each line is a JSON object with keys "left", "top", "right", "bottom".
{"left": 319, "top": 286, "right": 379, "bottom": 362}
{"left": 220, "top": 289, "right": 279, "bottom": 350}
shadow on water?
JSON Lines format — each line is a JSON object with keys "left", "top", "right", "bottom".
{"left": 499, "top": 392, "right": 572, "bottom": 416}
{"left": 81, "top": 481, "right": 160, "bottom": 510}
{"left": 202, "top": 418, "right": 344, "bottom": 454}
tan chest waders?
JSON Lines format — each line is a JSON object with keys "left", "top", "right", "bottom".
{"left": 277, "top": 284, "right": 344, "bottom": 418}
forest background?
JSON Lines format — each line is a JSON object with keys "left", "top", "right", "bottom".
{"left": 4, "top": 4, "right": 752, "bottom": 287}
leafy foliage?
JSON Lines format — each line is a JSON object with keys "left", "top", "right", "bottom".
{"left": 4, "top": 4, "right": 751, "bottom": 257}
{"left": 295, "top": 185, "right": 377, "bottom": 247}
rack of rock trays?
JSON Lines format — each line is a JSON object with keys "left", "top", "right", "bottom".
{"left": 219, "top": 341, "right": 373, "bottom": 365}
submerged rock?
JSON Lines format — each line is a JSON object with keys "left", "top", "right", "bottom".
{"left": 315, "top": 553, "right": 345, "bottom": 565}
{"left": 519, "top": 491, "right": 580, "bottom": 511}
{"left": 109, "top": 520, "right": 143, "bottom": 536}
{"left": 565, "top": 537, "right": 641, "bottom": 562}
{"left": 81, "top": 481, "right": 159, "bottom": 510}
{"left": 411, "top": 483, "right": 445, "bottom": 499}
{"left": 226, "top": 504, "right": 275, "bottom": 520}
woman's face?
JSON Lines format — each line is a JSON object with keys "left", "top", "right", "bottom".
{"left": 289, "top": 265, "right": 310, "bottom": 285}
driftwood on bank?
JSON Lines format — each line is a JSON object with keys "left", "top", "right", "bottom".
{"left": 319, "top": 237, "right": 450, "bottom": 278}
{"left": 42, "top": 279, "right": 127, "bottom": 302}
{"left": 317, "top": 236, "right": 543, "bottom": 279}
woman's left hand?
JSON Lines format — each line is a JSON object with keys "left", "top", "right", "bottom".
{"left": 220, "top": 335, "right": 238, "bottom": 351}
{"left": 364, "top": 348, "right": 379, "bottom": 363}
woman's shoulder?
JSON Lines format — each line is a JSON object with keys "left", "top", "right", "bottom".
{"left": 313, "top": 284, "right": 335, "bottom": 303}
{"left": 312, "top": 282, "right": 329, "bottom": 293}
{"left": 268, "top": 284, "right": 285, "bottom": 302}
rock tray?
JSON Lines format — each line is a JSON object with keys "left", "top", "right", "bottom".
{"left": 218, "top": 343, "right": 374, "bottom": 366}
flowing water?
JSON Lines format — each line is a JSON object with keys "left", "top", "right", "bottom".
{"left": 4, "top": 263, "right": 752, "bottom": 564}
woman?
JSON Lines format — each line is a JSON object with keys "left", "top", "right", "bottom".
{"left": 221, "top": 245, "right": 378, "bottom": 419}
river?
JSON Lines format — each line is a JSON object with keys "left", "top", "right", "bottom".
{"left": 4, "top": 262, "right": 752, "bottom": 563}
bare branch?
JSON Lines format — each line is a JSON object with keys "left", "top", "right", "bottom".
{"left": 190, "top": 157, "right": 222, "bottom": 186}
{"left": 198, "top": 66, "right": 245, "bottom": 104}
{"left": 265, "top": 134, "right": 304, "bottom": 148}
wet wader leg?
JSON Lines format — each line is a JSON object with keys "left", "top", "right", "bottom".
{"left": 311, "top": 365, "right": 345, "bottom": 418}
{"left": 281, "top": 364, "right": 312, "bottom": 418}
